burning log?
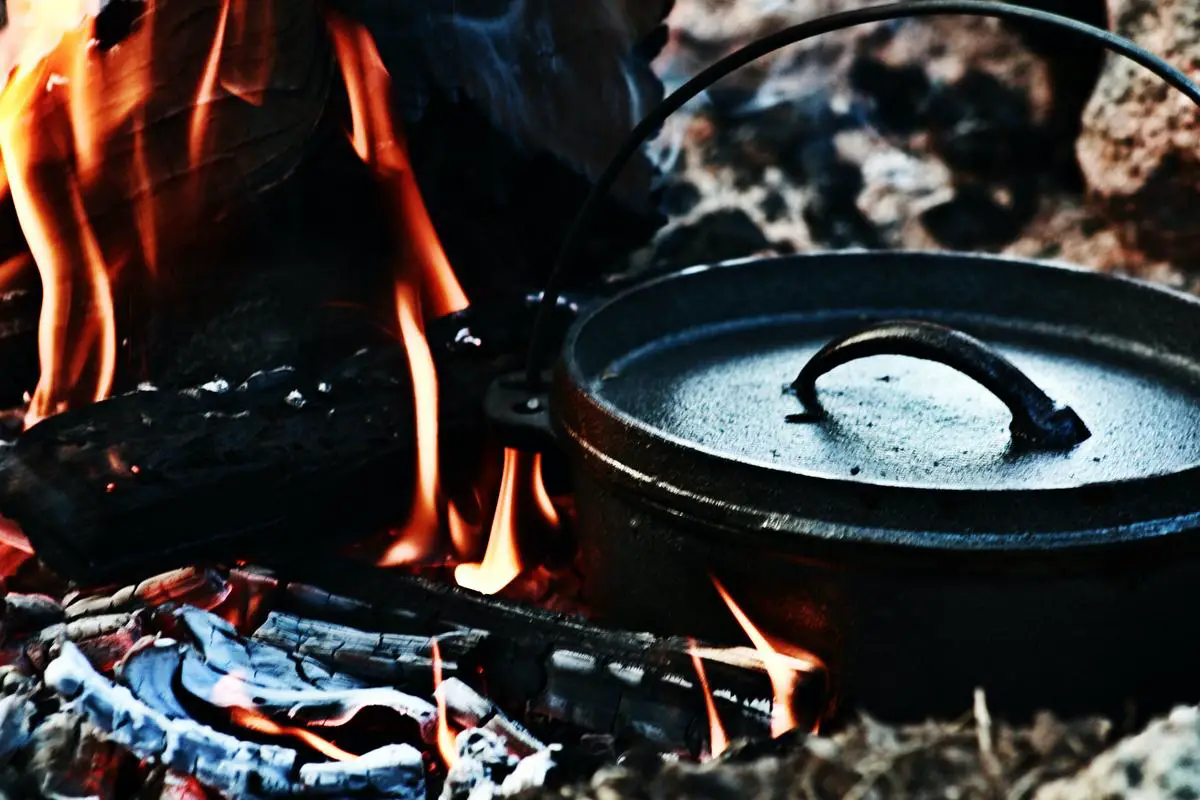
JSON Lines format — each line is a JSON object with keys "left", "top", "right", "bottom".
{"left": 45, "top": 641, "right": 428, "bottom": 799}
{"left": 266, "top": 563, "right": 809, "bottom": 753}
{"left": 0, "top": 343, "right": 488, "bottom": 581}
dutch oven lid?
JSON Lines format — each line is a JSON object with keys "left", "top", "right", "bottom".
{"left": 555, "top": 252, "right": 1200, "bottom": 546}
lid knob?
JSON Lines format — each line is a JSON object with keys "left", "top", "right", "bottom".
{"left": 789, "top": 320, "right": 1092, "bottom": 451}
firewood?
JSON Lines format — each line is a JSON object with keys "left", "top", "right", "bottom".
{"left": 46, "top": 641, "right": 428, "bottom": 799}
{"left": 0, "top": 342, "right": 492, "bottom": 582}
{"left": 267, "top": 563, "right": 796, "bottom": 753}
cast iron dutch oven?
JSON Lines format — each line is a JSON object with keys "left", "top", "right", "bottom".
{"left": 492, "top": 1, "right": 1200, "bottom": 721}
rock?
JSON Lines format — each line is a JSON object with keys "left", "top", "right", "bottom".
{"left": 1035, "top": 706, "right": 1200, "bottom": 800}
{"left": 1077, "top": 0, "right": 1200, "bottom": 264}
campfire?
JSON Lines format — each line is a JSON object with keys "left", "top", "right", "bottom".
{"left": 0, "top": 0, "right": 825, "bottom": 796}
{"left": 1, "top": 0, "right": 1200, "bottom": 797}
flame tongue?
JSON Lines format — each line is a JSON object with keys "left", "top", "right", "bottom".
{"left": 711, "top": 576, "right": 825, "bottom": 737}
{"left": 431, "top": 639, "right": 459, "bottom": 769}
{"left": 688, "top": 639, "right": 729, "bottom": 759}
{"left": 214, "top": 674, "right": 357, "bottom": 762}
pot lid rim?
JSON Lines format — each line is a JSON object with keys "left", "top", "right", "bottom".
{"left": 556, "top": 250, "right": 1200, "bottom": 537}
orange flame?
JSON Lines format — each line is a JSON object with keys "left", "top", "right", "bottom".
{"left": 324, "top": 9, "right": 468, "bottom": 318}
{"left": 378, "top": 282, "right": 441, "bottom": 566}
{"left": 688, "top": 638, "right": 729, "bottom": 759}
{"left": 454, "top": 448, "right": 524, "bottom": 595}
{"left": 447, "top": 500, "right": 479, "bottom": 561}
{"left": 214, "top": 674, "right": 357, "bottom": 762}
{"left": 711, "top": 576, "right": 824, "bottom": 737}
{"left": 432, "top": 639, "right": 459, "bottom": 769}
{"left": 532, "top": 454, "right": 560, "bottom": 528}
{"left": 189, "top": 0, "right": 230, "bottom": 168}
{"left": 231, "top": 708, "right": 358, "bottom": 762}
{"left": 0, "top": 0, "right": 161, "bottom": 426}
{"left": 327, "top": 10, "right": 473, "bottom": 567}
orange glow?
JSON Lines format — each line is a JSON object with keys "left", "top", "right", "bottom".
{"left": 324, "top": 9, "right": 468, "bottom": 318}
{"left": 432, "top": 639, "right": 459, "bottom": 769}
{"left": 0, "top": 253, "right": 32, "bottom": 288}
{"left": 131, "top": 121, "right": 158, "bottom": 277}
{"left": 215, "top": 674, "right": 356, "bottom": 761}
{"left": 231, "top": 708, "right": 357, "bottom": 762}
{"left": 377, "top": 282, "right": 441, "bottom": 567}
{"left": 454, "top": 448, "right": 524, "bottom": 595}
{"left": 711, "top": 576, "right": 824, "bottom": 737}
{"left": 447, "top": 500, "right": 479, "bottom": 561}
{"left": 0, "top": 515, "right": 33, "bottom": 554}
{"left": 532, "top": 454, "right": 560, "bottom": 528}
{"left": 688, "top": 638, "right": 729, "bottom": 758}
{"left": 189, "top": 0, "right": 231, "bottom": 168}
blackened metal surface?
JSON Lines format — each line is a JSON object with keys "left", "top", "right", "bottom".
{"left": 553, "top": 251, "right": 1200, "bottom": 720}
{"left": 557, "top": 252, "right": 1200, "bottom": 546}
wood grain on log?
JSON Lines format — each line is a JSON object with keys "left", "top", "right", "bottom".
{"left": 268, "top": 564, "right": 793, "bottom": 754}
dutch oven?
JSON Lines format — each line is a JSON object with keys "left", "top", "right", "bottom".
{"left": 487, "top": 1, "right": 1200, "bottom": 721}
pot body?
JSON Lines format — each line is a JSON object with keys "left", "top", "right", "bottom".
{"left": 568, "top": 460, "right": 1200, "bottom": 721}
{"left": 552, "top": 251, "right": 1200, "bottom": 722}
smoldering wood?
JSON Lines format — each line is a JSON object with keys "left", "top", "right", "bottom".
{"left": 1, "top": 591, "right": 65, "bottom": 639}
{"left": 24, "top": 710, "right": 124, "bottom": 800}
{"left": 175, "top": 606, "right": 365, "bottom": 693}
{"left": 437, "top": 678, "right": 546, "bottom": 757}
{"left": 254, "top": 611, "right": 488, "bottom": 685}
{"left": 179, "top": 647, "right": 440, "bottom": 738}
{"left": 45, "top": 641, "right": 428, "bottom": 799}
{"left": 64, "top": 567, "right": 230, "bottom": 619}
{"left": 268, "top": 564, "right": 783, "bottom": 753}
{"left": 0, "top": 343, "right": 488, "bottom": 582}
{"left": 326, "top": 0, "right": 673, "bottom": 299}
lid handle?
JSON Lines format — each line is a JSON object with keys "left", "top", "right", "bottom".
{"left": 789, "top": 320, "right": 1091, "bottom": 450}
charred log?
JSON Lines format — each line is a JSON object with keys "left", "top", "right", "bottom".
{"left": 265, "top": 563, "right": 813, "bottom": 754}
{"left": 0, "top": 341, "right": 491, "bottom": 582}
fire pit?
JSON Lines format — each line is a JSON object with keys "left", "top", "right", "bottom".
{"left": 0, "top": 0, "right": 1198, "bottom": 797}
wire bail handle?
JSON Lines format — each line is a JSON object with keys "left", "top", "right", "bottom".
{"left": 522, "top": 0, "right": 1200, "bottom": 385}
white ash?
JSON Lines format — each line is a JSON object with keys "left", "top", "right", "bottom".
{"left": 439, "top": 728, "right": 518, "bottom": 800}
{"left": 499, "top": 746, "right": 563, "bottom": 796}
{"left": 436, "top": 678, "right": 545, "bottom": 757}
{"left": 44, "top": 641, "right": 427, "bottom": 799}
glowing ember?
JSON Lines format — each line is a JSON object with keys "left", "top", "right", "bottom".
{"left": 532, "top": 454, "right": 560, "bottom": 528}
{"left": 215, "top": 674, "right": 357, "bottom": 762}
{"left": 432, "top": 638, "right": 459, "bottom": 769}
{"left": 688, "top": 638, "right": 729, "bottom": 758}
{"left": 455, "top": 448, "right": 525, "bottom": 595}
{"left": 711, "top": 575, "right": 824, "bottom": 737}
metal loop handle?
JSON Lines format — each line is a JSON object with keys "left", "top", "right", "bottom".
{"left": 523, "top": 0, "right": 1200, "bottom": 384}
{"left": 788, "top": 320, "right": 1091, "bottom": 450}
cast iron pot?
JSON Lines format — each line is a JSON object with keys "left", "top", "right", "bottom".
{"left": 547, "top": 250, "right": 1200, "bottom": 721}
{"left": 490, "top": 2, "right": 1200, "bottom": 721}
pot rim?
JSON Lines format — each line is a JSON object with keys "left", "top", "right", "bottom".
{"left": 555, "top": 250, "right": 1200, "bottom": 551}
